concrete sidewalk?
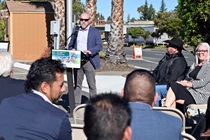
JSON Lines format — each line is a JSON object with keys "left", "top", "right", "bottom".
{"left": 13, "top": 62, "right": 126, "bottom": 95}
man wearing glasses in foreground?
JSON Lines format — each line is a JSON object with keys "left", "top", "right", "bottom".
{"left": 153, "top": 37, "right": 188, "bottom": 107}
{"left": 68, "top": 12, "right": 102, "bottom": 105}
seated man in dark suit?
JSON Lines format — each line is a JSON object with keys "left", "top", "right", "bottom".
{"left": 0, "top": 57, "right": 72, "bottom": 140}
{"left": 0, "top": 52, "right": 25, "bottom": 103}
{"left": 84, "top": 93, "right": 132, "bottom": 140}
{"left": 123, "top": 69, "right": 183, "bottom": 140}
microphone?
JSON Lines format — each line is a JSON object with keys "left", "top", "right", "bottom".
{"left": 75, "top": 26, "right": 80, "bottom": 32}
{"left": 66, "top": 26, "right": 81, "bottom": 49}
{"left": 66, "top": 26, "right": 80, "bottom": 42}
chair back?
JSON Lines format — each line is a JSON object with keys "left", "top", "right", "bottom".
{"left": 181, "top": 132, "right": 196, "bottom": 140}
{"left": 153, "top": 107, "right": 186, "bottom": 132}
{"left": 187, "top": 104, "right": 207, "bottom": 110}
{"left": 186, "top": 104, "right": 207, "bottom": 136}
{"left": 71, "top": 124, "right": 86, "bottom": 140}
{"left": 73, "top": 104, "right": 86, "bottom": 124}
{"left": 187, "top": 104, "right": 207, "bottom": 117}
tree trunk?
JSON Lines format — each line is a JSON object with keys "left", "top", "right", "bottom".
{"left": 85, "top": 0, "right": 97, "bottom": 26}
{"left": 54, "top": 0, "right": 66, "bottom": 49}
{"left": 106, "top": 0, "right": 127, "bottom": 64}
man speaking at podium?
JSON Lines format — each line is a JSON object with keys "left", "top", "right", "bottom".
{"left": 68, "top": 12, "right": 102, "bottom": 105}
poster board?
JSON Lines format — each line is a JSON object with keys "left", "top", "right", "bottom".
{"left": 0, "top": 41, "right": 9, "bottom": 52}
{"left": 52, "top": 49, "right": 81, "bottom": 68}
{"left": 132, "top": 46, "right": 143, "bottom": 59}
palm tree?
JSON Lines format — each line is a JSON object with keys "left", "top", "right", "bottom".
{"left": 54, "top": 0, "right": 65, "bottom": 49}
{"left": 106, "top": 0, "right": 126, "bottom": 64}
{"left": 73, "top": 0, "right": 85, "bottom": 21}
{"left": 85, "top": 0, "right": 97, "bottom": 26}
{"left": 54, "top": 0, "right": 84, "bottom": 49}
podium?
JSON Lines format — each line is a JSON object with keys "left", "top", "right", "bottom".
{"left": 52, "top": 50, "right": 82, "bottom": 113}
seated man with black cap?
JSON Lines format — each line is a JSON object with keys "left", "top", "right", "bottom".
{"left": 153, "top": 37, "right": 188, "bottom": 106}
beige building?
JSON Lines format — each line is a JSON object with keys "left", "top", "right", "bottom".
{"left": 4, "top": 1, "right": 54, "bottom": 60}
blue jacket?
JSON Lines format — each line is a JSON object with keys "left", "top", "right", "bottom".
{"left": 0, "top": 93, "right": 72, "bottom": 140}
{"left": 0, "top": 77, "right": 25, "bottom": 103}
{"left": 129, "top": 102, "right": 183, "bottom": 140}
{"left": 68, "top": 26, "right": 102, "bottom": 69}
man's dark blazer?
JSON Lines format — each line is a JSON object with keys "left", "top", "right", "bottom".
{"left": 68, "top": 26, "right": 102, "bottom": 69}
{"left": 0, "top": 93, "right": 72, "bottom": 140}
{"left": 0, "top": 77, "right": 25, "bottom": 103}
{"left": 129, "top": 102, "right": 183, "bottom": 140}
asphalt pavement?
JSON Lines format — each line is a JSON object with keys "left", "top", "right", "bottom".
{"left": 125, "top": 47, "right": 195, "bottom": 70}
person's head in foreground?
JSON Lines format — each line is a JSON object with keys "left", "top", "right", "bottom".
{"left": 123, "top": 69, "right": 157, "bottom": 106}
{"left": 0, "top": 52, "right": 14, "bottom": 77}
{"left": 25, "top": 57, "right": 66, "bottom": 104}
{"left": 84, "top": 93, "right": 132, "bottom": 140}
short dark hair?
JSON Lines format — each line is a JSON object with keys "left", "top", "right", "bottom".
{"left": 123, "top": 69, "right": 156, "bottom": 105}
{"left": 25, "top": 57, "right": 65, "bottom": 92}
{"left": 84, "top": 93, "right": 131, "bottom": 140}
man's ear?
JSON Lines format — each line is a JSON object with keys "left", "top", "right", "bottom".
{"left": 40, "top": 82, "right": 50, "bottom": 95}
{"left": 123, "top": 126, "right": 132, "bottom": 140}
{"left": 152, "top": 92, "right": 158, "bottom": 106}
{"left": 121, "top": 88, "right": 124, "bottom": 97}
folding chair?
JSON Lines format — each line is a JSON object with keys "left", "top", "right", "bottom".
{"left": 73, "top": 104, "right": 86, "bottom": 124}
{"left": 186, "top": 104, "right": 207, "bottom": 136}
{"left": 153, "top": 107, "right": 186, "bottom": 132}
{"left": 187, "top": 104, "right": 207, "bottom": 117}
{"left": 71, "top": 124, "right": 86, "bottom": 140}
{"left": 181, "top": 132, "right": 196, "bottom": 140}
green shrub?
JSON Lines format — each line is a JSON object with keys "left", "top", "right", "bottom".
{"left": 99, "top": 51, "right": 106, "bottom": 57}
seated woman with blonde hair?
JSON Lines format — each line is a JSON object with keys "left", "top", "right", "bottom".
{"left": 165, "top": 42, "right": 210, "bottom": 108}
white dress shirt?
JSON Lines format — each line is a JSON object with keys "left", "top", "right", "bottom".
{"left": 76, "top": 25, "right": 90, "bottom": 51}
{"left": 32, "top": 89, "right": 58, "bottom": 108}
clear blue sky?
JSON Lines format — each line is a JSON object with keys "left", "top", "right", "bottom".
{"left": 81, "top": 0, "right": 178, "bottom": 20}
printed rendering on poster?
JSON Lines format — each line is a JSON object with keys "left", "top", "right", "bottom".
{"left": 52, "top": 50, "right": 81, "bottom": 68}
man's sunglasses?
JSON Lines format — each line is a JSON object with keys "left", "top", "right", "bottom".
{"left": 80, "top": 18, "right": 89, "bottom": 22}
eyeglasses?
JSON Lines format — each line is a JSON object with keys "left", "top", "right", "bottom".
{"left": 196, "top": 50, "right": 208, "bottom": 53}
{"left": 80, "top": 18, "right": 89, "bottom": 22}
